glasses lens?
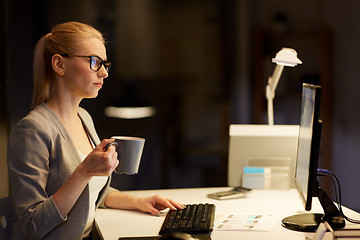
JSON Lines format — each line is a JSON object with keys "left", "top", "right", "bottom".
{"left": 90, "top": 56, "right": 102, "bottom": 71}
{"left": 104, "top": 61, "right": 112, "bottom": 73}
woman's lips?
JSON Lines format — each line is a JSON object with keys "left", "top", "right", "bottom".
{"left": 93, "top": 83, "right": 103, "bottom": 88}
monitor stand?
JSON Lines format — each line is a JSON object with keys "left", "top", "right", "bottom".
{"left": 282, "top": 186, "right": 345, "bottom": 232}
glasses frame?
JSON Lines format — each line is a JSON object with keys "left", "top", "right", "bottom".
{"left": 60, "top": 54, "right": 111, "bottom": 73}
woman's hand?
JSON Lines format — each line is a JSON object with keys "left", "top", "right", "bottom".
{"left": 53, "top": 139, "right": 118, "bottom": 218}
{"left": 80, "top": 139, "right": 119, "bottom": 177}
{"left": 137, "top": 194, "right": 185, "bottom": 216}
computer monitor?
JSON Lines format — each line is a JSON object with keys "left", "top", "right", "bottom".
{"left": 281, "top": 83, "right": 345, "bottom": 232}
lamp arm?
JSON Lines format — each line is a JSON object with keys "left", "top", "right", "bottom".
{"left": 266, "top": 64, "right": 285, "bottom": 125}
{"left": 267, "top": 64, "right": 284, "bottom": 97}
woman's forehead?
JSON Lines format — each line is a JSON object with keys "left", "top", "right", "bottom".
{"left": 76, "top": 37, "right": 107, "bottom": 59}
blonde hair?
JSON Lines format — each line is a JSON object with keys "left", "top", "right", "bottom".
{"left": 32, "top": 21, "right": 104, "bottom": 109}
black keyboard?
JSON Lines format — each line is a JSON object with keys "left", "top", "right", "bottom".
{"left": 159, "top": 203, "right": 215, "bottom": 235}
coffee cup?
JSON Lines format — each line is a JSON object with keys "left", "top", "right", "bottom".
{"left": 106, "top": 136, "right": 145, "bottom": 175}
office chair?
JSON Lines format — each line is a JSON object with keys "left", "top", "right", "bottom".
{"left": 0, "top": 196, "right": 15, "bottom": 240}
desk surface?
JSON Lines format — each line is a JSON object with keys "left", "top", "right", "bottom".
{"left": 95, "top": 187, "right": 360, "bottom": 240}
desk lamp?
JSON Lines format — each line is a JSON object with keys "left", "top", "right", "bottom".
{"left": 266, "top": 48, "right": 302, "bottom": 125}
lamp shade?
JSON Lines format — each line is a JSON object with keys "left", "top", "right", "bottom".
{"left": 272, "top": 48, "right": 302, "bottom": 67}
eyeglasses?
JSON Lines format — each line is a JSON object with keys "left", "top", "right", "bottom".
{"left": 61, "top": 54, "right": 112, "bottom": 73}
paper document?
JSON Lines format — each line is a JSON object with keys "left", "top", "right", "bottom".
{"left": 214, "top": 212, "right": 278, "bottom": 231}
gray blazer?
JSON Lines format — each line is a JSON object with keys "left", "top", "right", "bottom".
{"left": 8, "top": 103, "right": 116, "bottom": 240}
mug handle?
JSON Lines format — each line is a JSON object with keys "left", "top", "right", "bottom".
{"left": 105, "top": 142, "right": 118, "bottom": 151}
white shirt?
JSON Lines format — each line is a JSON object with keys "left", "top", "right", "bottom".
{"left": 78, "top": 150, "right": 108, "bottom": 237}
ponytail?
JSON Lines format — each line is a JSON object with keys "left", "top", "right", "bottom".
{"left": 32, "top": 35, "right": 52, "bottom": 109}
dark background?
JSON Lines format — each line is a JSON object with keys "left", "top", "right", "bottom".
{"left": 2, "top": 0, "right": 360, "bottom": 212}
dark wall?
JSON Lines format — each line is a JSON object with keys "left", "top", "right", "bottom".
{"left": 4, "top": 0, "right": 233, "bottom": 191}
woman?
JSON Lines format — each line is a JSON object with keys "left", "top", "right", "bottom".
{"left": 8, "top": 21, "right": 184, "bottom": 240}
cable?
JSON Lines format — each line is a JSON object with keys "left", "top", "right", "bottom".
{"left": 317, "top": 169, "right": 360, "bottom": 224}
{"left": 317, "top": 168, "right": 340, "bottom": 209}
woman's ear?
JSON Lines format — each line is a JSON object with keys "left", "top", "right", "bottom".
{"left": 51, "top": 54, "right": 65, "bottom": 77}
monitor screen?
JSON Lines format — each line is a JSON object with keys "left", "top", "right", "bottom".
{"left": 295, "top": 83, "right": 322, "bottom": 211}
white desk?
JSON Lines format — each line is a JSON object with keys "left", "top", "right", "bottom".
{"left": 95, "top": 187, "right": 360, "bottom": 240}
